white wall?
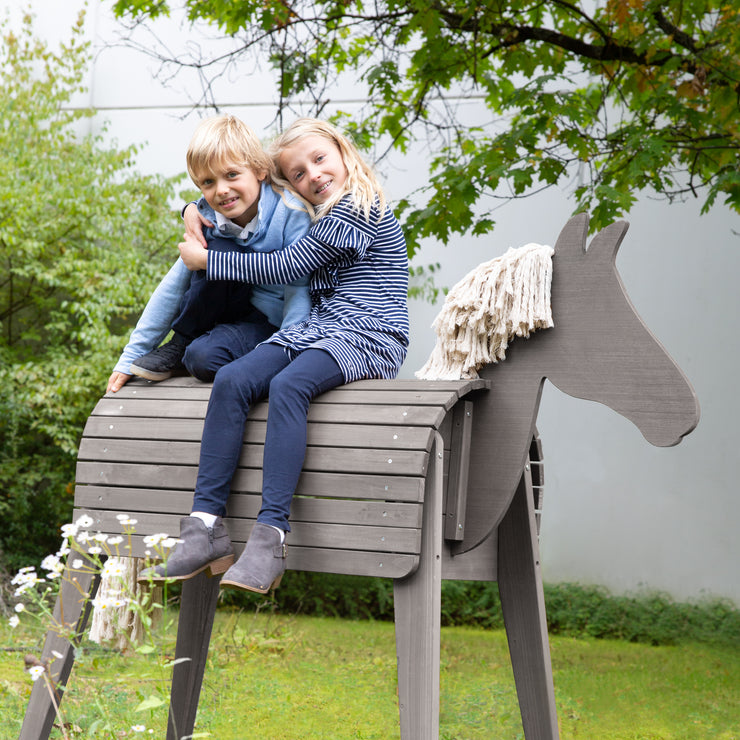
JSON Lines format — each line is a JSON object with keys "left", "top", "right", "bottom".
{"left": 17, "top": 1, "right": 740, "bottom": 605}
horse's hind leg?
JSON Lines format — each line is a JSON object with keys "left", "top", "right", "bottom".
{"left": 498, "top": 470, "right": 559, "bottom": 740}
{"left": 19, "top": 556, "right": 100, "bottom": 740}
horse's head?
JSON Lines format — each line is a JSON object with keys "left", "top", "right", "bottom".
{"left": 541, "top": 213, "right": 700, "bottom": 447}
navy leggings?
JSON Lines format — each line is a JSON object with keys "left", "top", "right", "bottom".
{"left": 192, "top": 343, "right": 345, "bottom": 531}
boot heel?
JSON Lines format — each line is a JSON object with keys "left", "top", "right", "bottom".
{"left": 207, "top": 554, "right": 235, "bottom": 576}
{"left": 270, "top": 574, "right": 283, "bottom": 590}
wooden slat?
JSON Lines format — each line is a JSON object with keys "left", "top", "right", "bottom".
{"left": 333, "top": 378, "right": 491, "bottom": 393}
{"left": 304, "top": 389, "right": 475, "bottom": 409}
{"left": 286, "top": 546, "right": 418, "bottom": 578}
{"left": 110, "top": 385, "right": 213, "bottom": 401}
{"left": 91, "top": 399, "right": 449, "bottom": 428}
{"left": 75, "top": 486, "right": 194, "bottom": 513}
{"left": 93, "top": 398, "right": 210, "bottom": 419}
{"left": 73, "top": 510, "right": 421, "bottom": 553}
{"left": 109, "top": 386, "right": 462, "bottom": 408}
{"left": 74, "top": 487, "right": 422, "bottom": 528}
{"left": 83, "top": 416, "right": 435, "bottom": 451}
{"left": 78, "top": 438, "right": 429, "bottom": 477}
{"left": 114, "top": 376, "right": 491, "bottom": 397}
{"left": 75, "top": 466, "right": 426, "bottom": 502}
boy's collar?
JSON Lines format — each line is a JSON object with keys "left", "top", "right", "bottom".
{"left": 214, "top": 210, "right": 258, "bottom": 239}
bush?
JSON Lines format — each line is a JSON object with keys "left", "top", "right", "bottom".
{"left": 221, "top": 574, "right": 740, "bottom": 646}
{"left": 0, "top": 12, "right": 181, "bottom": 572}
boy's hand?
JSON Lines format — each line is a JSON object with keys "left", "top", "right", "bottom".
{"left": 179, "top": 234, "right": 209, "bottom": 271}
{"left": 183, "top": 202, "right": 211, "bottom": 248}
{"left": 107, "top": 371, "right": 132, "bottom": 393}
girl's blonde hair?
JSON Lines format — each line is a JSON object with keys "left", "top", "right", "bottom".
{"left": 269, "top": 118, "right": 386, "bottom": 222}
{"left": 186, "top": 115, "right": 271, "bottom": 185}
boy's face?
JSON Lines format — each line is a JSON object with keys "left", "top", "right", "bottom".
{"left": 278, "top": 135, "right": 348, "bottom": 207}
{"left": 196, "top": 162, "right": 265, "bottom": 227}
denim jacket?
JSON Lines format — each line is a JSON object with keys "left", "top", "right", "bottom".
{"left": 114, "top": 183, "right": 312, "bottom": 374}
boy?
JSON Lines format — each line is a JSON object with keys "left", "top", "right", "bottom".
{"left": 107, "top": 115, "right": 311, "bottom": 393}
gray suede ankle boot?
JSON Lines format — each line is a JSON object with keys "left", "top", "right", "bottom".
{"left": 220, "top": 523, "right": 287, "bottom": 594}
{"left": 138, "top": 516, "right": 234, "bottom": 583}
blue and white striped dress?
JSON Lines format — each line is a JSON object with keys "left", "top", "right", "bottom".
{"left": 207, "top": 197, "right": 410, "bottom": 382}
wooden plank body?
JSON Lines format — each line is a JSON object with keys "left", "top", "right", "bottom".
{"left": 72, "top": 377, "right": 489, "bottom": 582}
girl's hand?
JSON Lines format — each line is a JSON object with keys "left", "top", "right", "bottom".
{"left": 179, "top": 234, "right": 209, "bottom": 271}
{"left": 107, "top": 371, "right": 132, "bottom": 393}
{"left": 183, "top": 202, "right": 211, "bottom": 248}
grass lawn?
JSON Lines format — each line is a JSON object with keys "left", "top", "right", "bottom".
{"left": 1, "top": 610, "right": 738, "bottom": 739}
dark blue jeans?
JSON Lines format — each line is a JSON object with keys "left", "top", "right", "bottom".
{"left": 182, "top": 311, "right": 276, "bottom": 382}
{"left": 171, "top": 235, "right": 253, "bottom": 343}
{"left": 192, "top": 343, "right": 345, "bottom": 531}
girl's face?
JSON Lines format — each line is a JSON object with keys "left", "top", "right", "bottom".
{"left": 278, "top": 135, "right": 348, "bottom": 206}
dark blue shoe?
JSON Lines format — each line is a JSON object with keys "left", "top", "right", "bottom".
{"left": 130, "top": 334, "right": 188, "bottom": 381}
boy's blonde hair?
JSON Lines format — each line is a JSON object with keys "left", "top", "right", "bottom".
{"left": 186, "top": 115, "right": 271, "bottom": 185}
{"left": 269, "top": 118, "right": 386, "bottom": 222}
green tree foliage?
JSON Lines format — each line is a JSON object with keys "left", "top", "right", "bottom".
{"left": 111, "top": 0, "right": 740, "bottom": 253}
{"left": 0, "top": 12, "right": 181, "bottom": 570}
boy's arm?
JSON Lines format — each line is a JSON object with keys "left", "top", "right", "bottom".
{"left": 280, "top": 278, "right": 312, "bottom": 328}
{"left": 112, "top": 258, "right": 192, "bottom": 376}
{"left": 278, "top": 200, "right": 313, "bottom": 328}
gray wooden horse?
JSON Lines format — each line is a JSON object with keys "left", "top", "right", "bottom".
{"left": 19, "top": 213, "right": 699, "bottom": 740}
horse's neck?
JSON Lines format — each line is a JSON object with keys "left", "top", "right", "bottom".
{"left": 458, "top": 344, "right": 546, "bottom": 553}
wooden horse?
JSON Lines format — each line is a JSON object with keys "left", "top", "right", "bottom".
{"left": 20, "top": 213, "right": 699, "bottom": 740}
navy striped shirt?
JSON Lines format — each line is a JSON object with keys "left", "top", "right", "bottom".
{"left": 207, "top": 197, "right": 409, "bottom": 382}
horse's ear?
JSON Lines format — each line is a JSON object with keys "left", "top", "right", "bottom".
{"left": 553, "top": 212, "right": 590, "bottom": 257}
{"left": 585, "top": 220, "right": 630, "bottom": 263}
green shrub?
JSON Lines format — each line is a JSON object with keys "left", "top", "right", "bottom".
{"left": 0, "top": 12, "right": 181, "bottom": 572}
{"left": 221, "top": 574, "right": 740, "bottom": 647}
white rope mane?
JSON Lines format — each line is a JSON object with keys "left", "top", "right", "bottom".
{"left": 416, "top": 243, "right": 554, "bottom": 380}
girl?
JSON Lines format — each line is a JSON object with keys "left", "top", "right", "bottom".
{"left": 140, "top": 119, "right": 409, "bottom": 593}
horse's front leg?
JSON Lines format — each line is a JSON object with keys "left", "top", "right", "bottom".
{"left": 497, "top": 469, "right": 558, "bottom": 739}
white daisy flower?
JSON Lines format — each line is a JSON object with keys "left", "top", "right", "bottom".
{"left": 162, "top": 537, "right": 184, "bottom": 549}
{"left": 27, "top": 665, "right": 45, "bottom": 682}
{"left": 40, "top": 555, "right": 61, "bottom": 572}
{"left": 75, "top": 514, "right": 94, "bottom": 529}
{"left": 61, "top": 523, "right": 79, "bottom": 538}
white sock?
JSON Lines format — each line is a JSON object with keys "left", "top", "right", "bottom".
{"left": 191, "top": 511, "right": 218, "bottom": 528}
{"left": 268, "top": 524, "right": 285, "bottom": 543}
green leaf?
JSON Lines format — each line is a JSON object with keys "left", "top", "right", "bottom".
{"left": 134, "top": 694, "right": 167, "bottom": 712}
